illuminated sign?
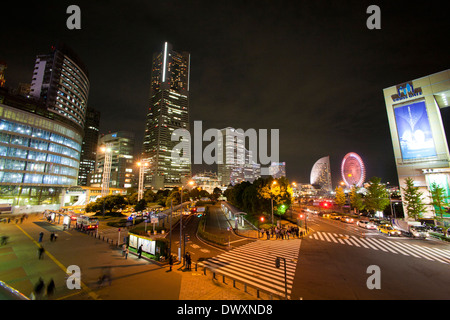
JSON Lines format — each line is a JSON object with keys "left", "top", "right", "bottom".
{"left": 391, "top": 81, "right": 422, "bottom": 102}
{"left": 394, "top": 101, "right": 436, "bottom": 160}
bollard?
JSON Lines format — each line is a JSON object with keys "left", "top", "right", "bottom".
{"left": 244, "top": 283, "right": 248, "bottom": 293}
{"left": 223, "top": 275, "right": 226, "bottom": 283}
{"left": 213, "top": 272, "right": 216, "bottom": 280}
{"left": 203, "top": 267, "right": 206, "bottom": 276}
{"left": 233, "top": 280, "right": 236, "bottom": 288}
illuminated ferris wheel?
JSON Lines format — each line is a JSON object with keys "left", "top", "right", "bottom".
{"left": 341, "top": 152, "right": 366, "bottom": 188}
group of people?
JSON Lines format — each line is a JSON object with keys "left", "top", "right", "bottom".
{"left": 260, "top": 225, "right": 305, "bottom": 240}
{"left": 30, "top": 277, "right": 55, "bottom": 300}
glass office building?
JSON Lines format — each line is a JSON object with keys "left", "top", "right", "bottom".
{"left": 0, "top": 88, "right": 83, "bottom": 205}
{"left": 142, "top": 42, "right": 191, "bottom": 189}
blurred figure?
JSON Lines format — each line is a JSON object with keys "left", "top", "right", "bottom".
{"left": 46, "top": 279, "right": 55, "bottom": 299}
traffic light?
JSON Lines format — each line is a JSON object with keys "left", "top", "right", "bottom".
{"left": 260, "top": 216, "right": 265, "bottom": 223}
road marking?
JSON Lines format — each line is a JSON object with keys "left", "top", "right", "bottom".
{"left": 15, "top": 224, "right": 100, "bottom": 300}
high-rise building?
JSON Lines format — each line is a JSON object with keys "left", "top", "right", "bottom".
{"left": 217, "top": 128, "right": 261, "bottom": 186}
{"left": 78, "top": 107, "right": 100, "bottom": 186}
{"left": 0, "top": 87, "right": 83, "bottom": 206}
{"left": 0, "top": 61, "right": 6, "bottom": 87}
{"left": 89, "top": 131, "right": 135, "bottom": 189}
{"left": 30, "top": 43, "right": 90, "bottom": 131}
{"left": 142, "top": 42, "right": 191, "bottom": 189}
{"left": 269, "top": 162, "right": 286, "bottom": 179}
{"left": 384, "top": 70, "right": 450, "bottom": 219}
{"left": 310, "top": 156, "right": 332, "bottom": 193}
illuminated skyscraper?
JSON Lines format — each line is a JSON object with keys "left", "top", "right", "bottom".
{"left": 30, "top": 43, "right": 90, "bottom": 131}
{"left": 142, "top": 42, "right": 191, "bottom": 189}
{"left": 310, "top": 156, "right": 332, "bottom": 193}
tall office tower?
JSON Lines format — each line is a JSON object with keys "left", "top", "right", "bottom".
{"left": 78, "top": 107, "right": 101, "bottom": 186}
{"left": 142, "top": 42, "right": 191, "bottom": 189}
{"left": 217, "top": 128, "right": 261, "bottom": 186}
{"left": 0, "top": 61, "right": 6, "bottom": 87}
{"left": 310, "top": 156, "right": 332, "bottom": 194}
{"left": 29, "top": 43, "right": 90, "bottom": 131}
{"left": 269, "top": 162, "right": 286, "bottom": 179}
{"left": 89, "top": 131, "right": 135, "bottom": 189}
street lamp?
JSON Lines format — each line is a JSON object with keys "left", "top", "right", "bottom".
{"left": 137, "top": 161, "right": 149, "bottom": 202}
{"left": 271, "top": 180, "right": 277, "bottom": 226}
{"left": 179, "top": 179, "right": 195, "bottom": 264}
{"left": 100, "top": 144, "right": 113, "bottom": 198}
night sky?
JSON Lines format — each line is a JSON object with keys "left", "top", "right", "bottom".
{"left": 2, "top": 0, "right": 449, "bottom": 187}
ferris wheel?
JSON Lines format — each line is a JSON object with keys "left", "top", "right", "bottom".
{"left": 341, "top": 152, "right": 366, "bottom": 188}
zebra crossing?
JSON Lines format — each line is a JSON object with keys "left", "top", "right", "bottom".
{"left": 309, "top": 231, "right": 450, "bottom": 265}
{"left": 198, "top": 239, "right": 302, "bottom": 299}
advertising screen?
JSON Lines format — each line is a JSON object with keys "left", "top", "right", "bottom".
{"left": 394, "top": 101, "right": 437, "bottom": 160}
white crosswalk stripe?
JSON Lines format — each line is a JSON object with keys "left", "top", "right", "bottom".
{"left": 198, "top": 239, "right": 302, "bottom": 299}
{"left": 309, "top": 231, "right": 450, "bottom": 264}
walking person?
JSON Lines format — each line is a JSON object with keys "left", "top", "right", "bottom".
{"left": 125, "top": 246, "right": 129, "bottom": 259}
{"left": 46, "top": 279, "right": 55, "bottom": 299}
{"left": 1, "top": 235, "right": 8, "bottom": 246}
{"left": 38, "top": 245, "right": 45, "bottom": 259}
{"left": 169, "top": 254, "right": 173, "bottom": 271}
{"left": 138, "top": 244, "right": 143, "bottom": 259}
{"left": 122, "top": 244, "right": 126, "bottom": 257}
{"left": 33, "top": 278, "right": 45, "bottom": 300}
{"left": 38, "top": 232, "right": 44, "bottom": 243}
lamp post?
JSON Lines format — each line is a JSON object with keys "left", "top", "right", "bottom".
{"left": 271, "top": 180, "right": 277, "bottom": 226}
{"left": 137, "top": 161, "right": 149, "bottom": 202}
{"left": 179, "top": 180, "right": 195, "bottom": 264}
{"left": 100, "top": 144, "right": 113, "bottom": 198}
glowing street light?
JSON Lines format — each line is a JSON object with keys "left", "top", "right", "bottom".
{"left": 100, "top": 144, "right": 113, "bottom": 198}
{"left": 137, "top": 161, "right": 149, "bottom": 202}
{"left": 271, "top": 180, "right": 277, "bottom": 226}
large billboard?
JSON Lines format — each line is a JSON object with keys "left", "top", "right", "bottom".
{"left": 394, "top": 100, "right": 437, "bottom": 160}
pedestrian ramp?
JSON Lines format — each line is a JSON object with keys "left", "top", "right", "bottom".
{"left": 309, "top": 231, "right": 450, "bottom": 265}
{"left": 198, "top": 239, "right": 302, "bottom": 299}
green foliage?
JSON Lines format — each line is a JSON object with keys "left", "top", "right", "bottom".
{"left": 364, "top": 177, "right": 390, "bottom": 214}
{"left": 224, "top": 177, "right": 293, "bottom": 220}
{"left": 334, "top": 186, "right": 346, "bottom": 209}
{"left": 402, "top": 177, "right": 426, "bottom": 220}
{"left": 429, "top": 182, "right": 449, "bottom": 219}
{"left": 349, "top": 185, "right": 365, "bottom": 213}
{"left": 85, "top": 194, "right": 128, "bottom": 214}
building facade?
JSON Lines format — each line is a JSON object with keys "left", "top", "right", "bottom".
{"left": 89, "top": 131, "right": 135, "bottom": 189}
{"left": 0, "top": 88, "right": 83, "bottom": 206}
{"left": 217, "top": 128, "right": 261, "bottom": 186}
{"left": 384, "top": 70, "right": 450, "bottom": 219}
{"left": 78, "top": 107, "right": 100, "bottom": 186}
{"left": 269, "top": 162, "right": 286, "bottom": 179}
{"left": 30, "top": 43, "right": 90, "bottom": 131}
{"left": 310, "top": 156, "right": 332, "bottom": 194}
{"left": 142, "top": 42, "right": 191, "bottom": 189}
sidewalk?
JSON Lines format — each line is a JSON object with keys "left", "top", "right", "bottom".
{"left": 0, "top": 213, "right": 261, "bottom": 300}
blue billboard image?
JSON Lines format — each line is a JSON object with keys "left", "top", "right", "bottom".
{"left": 394, "top": 101, "right": 437, "bottom": 160}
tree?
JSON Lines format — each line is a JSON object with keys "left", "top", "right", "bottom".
{"left": 364, "top": 177, "right": 390, "bottom": 215}
{"left": 334, "top": 186, "right": 346, "bottom": 212}
{"left": 258, "top": 177, "right": 293, "bottom": 217}
{"left": 402, "top": 177, "right": 427, "bottom": 220}
{"left": 349, "top": 185, "right": 365, "bottom": 214}
{"left": 429, "top": 182, "right": 448, "bottom": 219}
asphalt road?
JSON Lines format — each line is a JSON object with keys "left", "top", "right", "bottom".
{"left": 291, "top": 213, "right": 450, "bottom": 300}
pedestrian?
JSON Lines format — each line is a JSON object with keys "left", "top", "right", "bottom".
{"left": 38, "top": 232, "right": 44, "bottom": 243}
{"left": 1, "top": 235, "right": 8, "bottom": 246}
{"left": 169, "top": 254, "right": 173, "bottom": 271}
{"left": 46, "top": 279, "right": 55, "bottom": 299}
{"left": 38, "top": 245, "right": 45, "bottom": 259}
{"left": 186, "top": 252, "right": 191, "bottom": 270}
{"left": 54, "top": 233, "right": 58, "bottom": 241}
{"left": 138, "top": 244, "right": 143, "bottom": 259}
{"left": 125, "top": 247, "right": 129, "bottom": 259}
{"left": 122, "top": 244, "right": 126, "bottom": 257}
{"left": 50, "top": 233, "right": 54, "bottom": 242}
{"left": 34, "top": 278, "right": 45, "bottom": 300}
